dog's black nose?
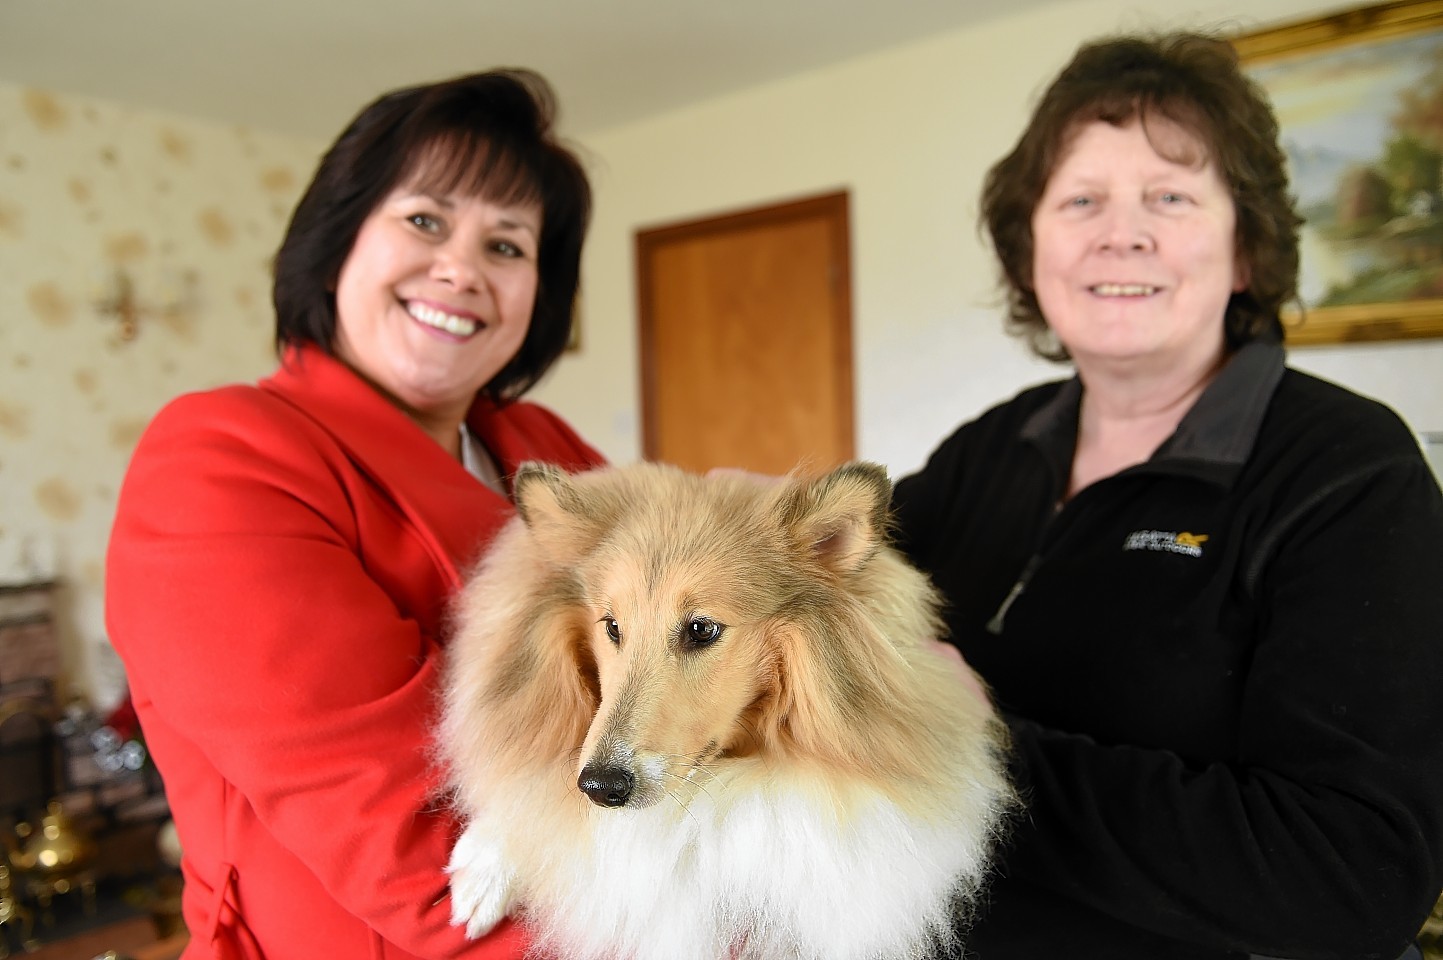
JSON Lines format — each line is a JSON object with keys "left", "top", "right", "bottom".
{"left": 577, "top": 764, "right": 634, "bottom": 807}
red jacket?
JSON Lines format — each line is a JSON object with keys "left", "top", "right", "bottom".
{"left": 106, "top": 345, "right": 605, "bottom": 959}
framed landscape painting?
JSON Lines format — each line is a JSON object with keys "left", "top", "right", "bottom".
{"left": 1233, "top": 0, "right": 1443, "bottom": 345}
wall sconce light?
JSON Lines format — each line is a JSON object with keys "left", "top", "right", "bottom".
{"left": 93, "top": 268, "right": 193, "bottom": 342}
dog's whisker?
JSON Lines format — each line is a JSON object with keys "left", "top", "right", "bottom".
{"left": 737, "top": 719, "right": 766, "bottom": 753}
{"left": 684, "top": 764, "right": 720, "bottom": 788}
{"left": 662, "top": 766, "right": 714, "bottom": 795}
{"left": 664, "top": 753, "right": 720, "bottom": 785}
{"left": 667, "top": 751, "right": 714, "bottom": 769}
{"left": 684, "top": 766, "right": 719, "bottom": 787}
{"left": 661, "top": 785, "right": 703, "bottom": 827}
{"left": 689, "top": 747, "right": 724, "bottom": 774}
{"left": 661, "top": 760, "right": 722, "bottom": 806}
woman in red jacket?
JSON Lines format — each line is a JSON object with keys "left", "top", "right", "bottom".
{"left": 106, "top": 70, "right": 604, "bottom": 959}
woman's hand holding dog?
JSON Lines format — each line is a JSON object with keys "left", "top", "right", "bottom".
{"left": 930, "top": 639, "right": 991, "bottom": 708}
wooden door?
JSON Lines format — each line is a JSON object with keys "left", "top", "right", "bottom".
{"left": 637, "top": 191, "right": 854, "bottom": 474}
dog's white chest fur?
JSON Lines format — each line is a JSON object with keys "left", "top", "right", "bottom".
{"left": 450, "top": 769, "right": 988, "bottom": 960}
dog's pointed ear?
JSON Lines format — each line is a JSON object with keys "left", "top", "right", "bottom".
{"left": 513, "top": 462, "right": 583, "bottom": 526}
{"left": 780, "top": 461, "right": 892, "bottom": 574}
{"left": 511, "top": 462, "right": 605, "bottom": 560}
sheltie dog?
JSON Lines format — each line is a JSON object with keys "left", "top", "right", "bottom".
{"left": 440, "top": 461, "right": 1013, "bottom": 960}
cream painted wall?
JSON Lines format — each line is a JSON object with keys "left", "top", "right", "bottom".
{"left": 534, "top": 0, "right": 1443, "bottom": 476}
{"left": 0, "top": 81, "right": 320, "bottom": 706}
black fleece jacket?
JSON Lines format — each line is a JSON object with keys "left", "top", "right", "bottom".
{"left": 892, "top": 342, "right": 1443, "bottom": 959}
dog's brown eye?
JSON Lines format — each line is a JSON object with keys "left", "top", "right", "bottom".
{"left": 602, "top": 617, "right": 622, "bottom": 643}
{"left": 686, "top": 618, "right": 723, "bottom": 646}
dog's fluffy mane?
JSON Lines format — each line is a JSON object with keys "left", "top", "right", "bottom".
{"left": 440, "top": 461, "right": 1013, "bottom": 960}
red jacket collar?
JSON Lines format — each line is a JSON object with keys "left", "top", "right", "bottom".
{"left": 261, "top": 343, "right": 509, "bottom": 583}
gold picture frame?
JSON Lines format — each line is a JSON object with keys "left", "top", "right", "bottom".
{"left": 1232, "top": 0, "right": 1443, "bottom": 345}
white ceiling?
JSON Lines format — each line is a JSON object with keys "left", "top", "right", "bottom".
{"left": 0, "top": 0, "right": 1052, "bottom": 141}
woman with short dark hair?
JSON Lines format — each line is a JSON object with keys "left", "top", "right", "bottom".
{"left": 107, "top": 69, "right": 604, "bottom": 958}
{"left": 894, "top": 32, "right": 1443, "bottom": 958}
{"left": 273, "top": 69, "right": 590, "bottom": 401}
{"left": 981, "top": 33, "right": 1299, "bottom": 359}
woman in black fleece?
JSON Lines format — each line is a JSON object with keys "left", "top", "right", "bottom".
{"left": 893, "top": 31, "right": 1443, "bottom": 960}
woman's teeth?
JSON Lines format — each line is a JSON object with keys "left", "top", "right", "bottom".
{"left": 1091, "top": 283, "right": 1157, "bottom": 296}
{"left": 407, "top": 301, "right": 478, "bottom": 337}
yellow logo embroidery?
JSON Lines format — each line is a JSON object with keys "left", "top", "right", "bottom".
{"left": 1123, "top": 530, "right": 1210, "bottom": 557}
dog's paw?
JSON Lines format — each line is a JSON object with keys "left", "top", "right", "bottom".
{"left": 446, "top": 822, "right": 518, "bottom": 939}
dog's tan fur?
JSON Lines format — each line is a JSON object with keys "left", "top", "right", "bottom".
{"left": 440, "top": 461, "right": 1013, "bottom": 960}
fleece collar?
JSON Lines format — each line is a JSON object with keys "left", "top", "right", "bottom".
{"left": 1020, "top": 340, "right": 1286, "bottom": 490}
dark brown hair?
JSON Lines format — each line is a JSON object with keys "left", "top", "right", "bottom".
{"left": 980, "top": 33, "right": 1301, "bottom": 360}
{"left": 273, "top": 69, "right": 591, "bottom": 400}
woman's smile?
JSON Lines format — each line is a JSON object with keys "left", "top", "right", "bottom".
{"left": 406, "top": 298, "right": 484, "bottom": 338}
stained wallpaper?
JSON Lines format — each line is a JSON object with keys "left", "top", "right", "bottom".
{"left": 0, "top": 81, "right": 321, "bottom": 707}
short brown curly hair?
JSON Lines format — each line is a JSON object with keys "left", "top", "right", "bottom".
{"left": 980, "top": 32, "right": 1302, "bottom": 361}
